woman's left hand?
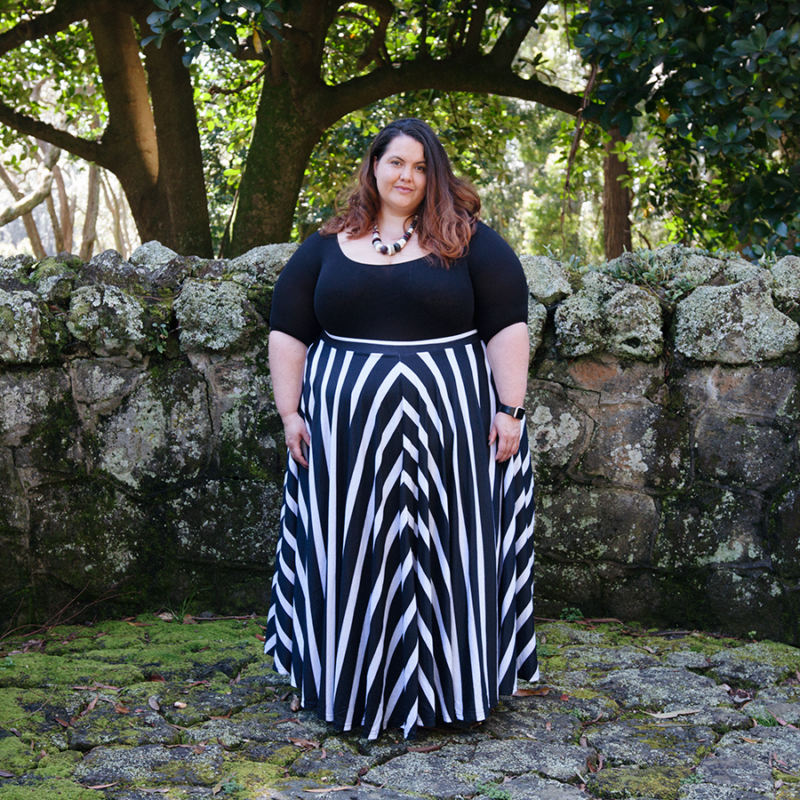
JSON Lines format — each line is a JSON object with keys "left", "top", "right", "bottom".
{"left": 489, "top": 412, "right": 522, "bottom": 462}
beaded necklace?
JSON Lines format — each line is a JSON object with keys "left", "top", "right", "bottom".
{"left": 372, "top": 216, "right": 418, "bottom": 255}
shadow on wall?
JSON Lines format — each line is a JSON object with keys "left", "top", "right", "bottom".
{"left": 1, "top": 243, "right": 799, "bottom": 644}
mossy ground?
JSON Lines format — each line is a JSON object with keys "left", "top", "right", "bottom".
{"left": 1, "top": 617, "right": 798, "bottom": 798}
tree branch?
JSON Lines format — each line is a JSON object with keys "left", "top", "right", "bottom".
{"left": 0, "top": 100, "right": 106, "bottom": 166}
{"left": 0, "top": 157, "right": 58, "bottom": 227}
{"left": 311, "top": 55, "right": 583, "bottom": 129}
{"left": 0, "top": 0, "right": 98, "bottom": 58}
{"left": 489, "top": 2, "right": 548, "bottom": 68}
{"left": 463, "top": 0, "right": 489, "bottom": 54}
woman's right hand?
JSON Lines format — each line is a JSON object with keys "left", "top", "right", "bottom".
{"left": 282, "top": 411, "right": 311, "bottom": 468}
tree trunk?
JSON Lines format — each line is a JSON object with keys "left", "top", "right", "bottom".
{"left": 100, "top": 171, "right": 124, "bottom": 255}
{"left": 45, "top": 192, "right": 65, "bottom": 252}
{"left": 0, "top": 162, "right": 48, "bottom": 257}
{"left": 79, "top": 163, "right": 100, "bottom": 260}
{"left": 88, "top": 3, "right": 212, "bottom": 256}
{"left": 52, "top": 164, "right": 73, "bottom": 253}
{"left": 135, "top": 7, "right": 212, "bottom": 257}
{"left": 226, "top": 80, "right": 325, "bottom": 255}
{"left": 603, "top": 126, "right": 632, "bottom": 260}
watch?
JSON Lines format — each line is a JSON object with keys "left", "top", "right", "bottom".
{"left": 498, "top": 403, "right": 525, "bottom": 420}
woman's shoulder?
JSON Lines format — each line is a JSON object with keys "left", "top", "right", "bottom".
{"left": 467, "top": 221, "right": 520, "bottom": 263}
{"left": 281, "top": 230, "right": 339, "bottom": 271}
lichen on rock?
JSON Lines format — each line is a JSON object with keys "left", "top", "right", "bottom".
{"left": 174, "top": 278, "right": 259, "bottom": 353}
{"left": 67, "top": 284, "right": 147, "bottom": 359}
{"left": 0, "top": 288, "right": 63, "bottom": 364}
{"left": 555, "top": 271, "right": 663, "bottom": 360}
{"left": 519, "top": 254, "right": 572, "bottom": 306}
{"left": 675, "top": 275, "right": 799, "bottom": 363}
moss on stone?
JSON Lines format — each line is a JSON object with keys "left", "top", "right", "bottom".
{"left": 0, "top": 735, "right": 40, "bottom": 773}
{"left": 217, "top": 759, "right": 293, "bottom": 796}
{"left": 32, "top": 749, "right": 83, "bottom": 778}
{"left": 588, "top": 764, "right": 693, "bottom": 799}
{"left": 0, "top": 778, "right": 98, "bottom": 800}
{"left": 0, "top": 652, "right": 145, "bottom": 690}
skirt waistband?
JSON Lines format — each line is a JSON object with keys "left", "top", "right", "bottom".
{"left": 320, "top": 330, "right": 482, "bottom": 354}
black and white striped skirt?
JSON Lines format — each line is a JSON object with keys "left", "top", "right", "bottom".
{"left": 264, "top": 330, "right": 537, "bottom": 739}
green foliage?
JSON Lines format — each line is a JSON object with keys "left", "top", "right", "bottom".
{"left": 296, "top": 92, "right": 524, "bottom": 240}
{"left": 475, "top": 780, "right": 513, "bottom": 800}
{"left": 144, "top": 0, "right": 302, "bottom": 65}
{"left": 588, "top": 249, "right": 700, "bottom": 309}
{"left": 560, "top": 606, "right": 584, "bottom": 622}
{"left": 574, "top": 0, "right": 800, "bottom": 257}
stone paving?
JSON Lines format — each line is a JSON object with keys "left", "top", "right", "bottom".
{"left": 1, "top": 615, "right": 800, "bottom": 799}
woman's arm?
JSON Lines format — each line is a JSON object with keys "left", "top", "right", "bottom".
{"left": 485, "top": 321, "right": 529, "bottom": 462}
{"left": 270, "top": 330, "right": 311, "bottom": 467}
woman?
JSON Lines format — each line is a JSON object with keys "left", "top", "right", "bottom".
{"left": 264, "top": 118, "right": 537, "bottom": 740}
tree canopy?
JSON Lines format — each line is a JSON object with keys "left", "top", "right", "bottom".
{"left": 0, "top": 0, "right": 584, "bottom": 257}
{"left": 575, "top": 0, "right": 800, "bottom": 256}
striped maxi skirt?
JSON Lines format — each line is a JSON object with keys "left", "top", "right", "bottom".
{"left": 264, "top": 329, "right": 537, "bottom": 739}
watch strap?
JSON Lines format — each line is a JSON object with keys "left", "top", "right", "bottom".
{"left": 498, "top": 403, "right": 525, "bottom": 420}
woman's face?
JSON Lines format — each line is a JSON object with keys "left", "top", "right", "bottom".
{"left": 373, "top": 134, "right": 427, "bottom": 218}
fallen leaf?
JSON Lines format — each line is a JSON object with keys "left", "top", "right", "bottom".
{"left": 125, "top": 621, "right": 154, "bottom": 627}
{"left": 320, "top": 748, "right": 327, "bottom": 759}
{"left": 148, "top": 675, "right": 166, "bottom": 682}
{"left": 81, "top": 696, "right": 98, "bottom": 716}
{"left": 209, "top": 711, "right": 232, "bottom": 720}
{"left": 0, "top": 770, "right": 15, "bottom": 778}
{"left": 182, "top": 614, "right": 196, "bottom": 625}
{"left": 85, "top": 783, "right": 119, "bottom": 790}
{"left": 305, "top": 787, "right": 356, "bottom": 793}
{"left": 272, "top": 717, "right": 299, "bottom": 725}
{"left": 55, "top": 718, "right": 71, "bottom": 728}
{"left": 545, "top": 721, "right": 552, "bottom": 732}
{"left": 114, "top": 705, "right": 130, "bottom": 715}
{"left": 407, "top": 744, "right": 443, "bottom": 753}
{"left": 211, "top": 781, "right": 223, "bottom": 796}
{"left": 644, "top": 709, "right": 701, "bottom": 720}
{"left": 641, "top": 645, "right": 657, "bottom": 654}
{"left": 148, "top": 697, "right": 160, "bottom": 711}
{"left": 358, "top": 767, "right": 368, "bottom": 777}
{"left": 256, "top": 634, "right": 266, "bottom": 643}
{"left": 187, "top": 680, "right": 210, "bottom": 687}
{"left": 156, "top": 612, "right": 175, "bottom": 622}
{"left": 193, "top": 745, "right": 206, "bottom": 755}
{"left": 579, "top": 734, "right": 588, "bottom": 748}
{"left": 290, "top": 694, "right": 301, "bottom": 712}
{"left": 173, "top": 702, "right": 188, "bottom": 709}
{"left": 513, "top": 686, "right": 550, "bottom": 697}
{"left": 740, "top": 736, "right": 760, "bottom": 743}
{"left": 560, "top": 694, "right": 570, "bottom": 701}
{"left": 289, "top": 738, "right": 321, "bottom": 749}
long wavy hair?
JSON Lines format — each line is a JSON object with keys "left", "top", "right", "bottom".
{"left": 320, "top": 118, "right": 481, "bottom": 264}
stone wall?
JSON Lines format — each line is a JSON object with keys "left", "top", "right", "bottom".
{"left": 1, "top": 242, "right": 799, "bottom": 644}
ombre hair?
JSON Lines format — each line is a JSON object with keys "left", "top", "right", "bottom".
{"left": 320, "top": 118, "right": 481, "bottom": 264}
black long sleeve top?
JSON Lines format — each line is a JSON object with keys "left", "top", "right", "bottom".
{"left": 269, "top": 221, "right": 529, "bottom": 345}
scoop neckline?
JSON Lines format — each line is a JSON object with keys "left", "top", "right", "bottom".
{"left": 334, "top": 235, "right": 430, "bottom": 266}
